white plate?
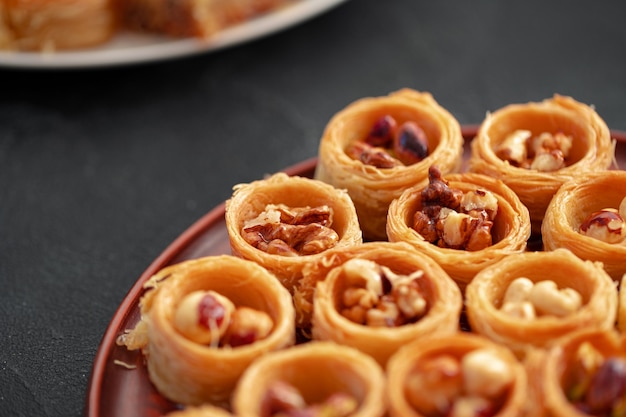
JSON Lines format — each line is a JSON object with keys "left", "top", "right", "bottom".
{"left": 0, "top": 0, "right": 348, "bottom": 70}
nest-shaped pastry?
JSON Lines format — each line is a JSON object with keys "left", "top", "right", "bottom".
{"left": 468, "top": 94, "right": 614, "bottom": 234}
{"left": 225, "top": 172, "right": 362, "bottom": 294}
{"left": 465, "top": 249, "right": 617, "bottom": 358}
{"left": 232, "top": 342, "right": 387, "bottom": 417}
{"left": 117, "top": 255, "right": 296, "bottom": 406}
{"left": 386, "top": 333, "right": 528, "bottom": 417}
{"left": 542, "top": 170, "right": 626, "bottom": 281}
{"left": 531, "top": 329, "right": 626, "bottom": 417}
{"left": 386, "top": 169, "right": 530, "bottom": 291}
{"left": 305, "top": 241, "right": 462, "bottom": 366}
{"left": 315, "top": 88, "right": 464, "bottom": 240}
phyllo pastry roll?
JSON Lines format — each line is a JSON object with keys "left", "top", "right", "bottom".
{"left": 225, "top": 172, "right": 362, "bottom": 293}
{"left": 468, "top": 94, "right": 614, "bottom": 233}
{"left": 117, "top": 255, "right": 296, "bottom": 406}
{"left": 538, "top": 329, "right": 626, "bottom": 417}
{"left": 1, "top": 0, "right": 116, "bottom": 51}
{"left": 386, "top": 165, "right": 530, "bottom": 291}
{"left": 386, "top": 333, "right": 527, "bottom": 417}
{"left": 542, "top": 170, "right": 626, "bottom": 281}
{"left": 314, "top": 89, "right": 464, "bottom": 240}
{"left": 305, "top": 241, "right": 462, "bottom": 366}
{"left": 465, "top": 249, "right": 617, "bottom": 358}
{"left": 232, "top": 342, "right": 387, "bottom": 417}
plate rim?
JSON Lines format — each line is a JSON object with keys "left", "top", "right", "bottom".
{"left": 85, "top": 126, "right": 626, "bottom": 416}
{"left": 0, "top": 0, "right": 349, "bottom": 70}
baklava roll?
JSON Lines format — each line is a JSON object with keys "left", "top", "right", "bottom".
{"left": 386, "top": 333, "right": 527, "bottom": 417}
{"left": 465, "top": 249, "right": 617, "bottom": 358}
{"left": 2, "top": 0, "right": 116, "bottom": 51}
{"left": 468, "top": 94, "right": 614, "bottom": 233}
{"left": 304, "top": 241, "right": 462, "bottom": 366}
{"left": 117, "top": 255, "right": 296, "bottom": 406}
{"left": 315, "top": 89, "right": 464, "bottom": 240}
{"left": 225, "top": 172, "right": 362, "bottom": 294}
{"left": 539, "top": 329, "right": 626, "bottom": 417}
{"left": 542, "top": 170, "right": 626, "bottom": 281}
{"left": 386, "top": 165, "right": 531, "bottom": 291}
{"left": 232, "top": 342, "right": 387, "bottom": 417}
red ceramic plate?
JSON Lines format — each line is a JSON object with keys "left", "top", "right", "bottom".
{"left": 85, "top": 126, "right": 626, "bottom": 417}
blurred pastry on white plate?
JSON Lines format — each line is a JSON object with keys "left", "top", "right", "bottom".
{"left": 0, "top": 0, "right": 116, "bottom": 51}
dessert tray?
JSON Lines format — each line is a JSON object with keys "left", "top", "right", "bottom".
{"left": 85, "top": 125, "right": 626, "bottom": 417}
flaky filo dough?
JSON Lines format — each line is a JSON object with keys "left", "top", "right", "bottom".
{"left": 386, "top": 333, "right": 528, "bottom": 417}
{"left": 165, "top": 405, "right": 234, "bottom": 417}
{"left": 530, "top": 329, "right": 626, "bottom": 417}
{"left": 232, "top": 342, "right": 387, "bottom": 417}
{"left": 542, "top": 170, "right": 626, "bottom": 281}
{"left": 468, "top": 94, "right": 615, "bottom": 233}
{"left": 225, "top": 173, "right": 362, "bottom": 294}
{"left": 465, "top": 249, "right": 618, "bottom": 359}
{"left": 1, "top": 0, "right": 116, "bottom": 51}
{"left": 315, "top": 89, "right": 464, "bottom": 241}
{"left": 386, "top": 172, "right": 531, "bottom": 291}
{"left": 307, "top": 241, "right": 462, "bottom": 366}
{"left": 117, "top": 255, "right": 296, "bottom": 407}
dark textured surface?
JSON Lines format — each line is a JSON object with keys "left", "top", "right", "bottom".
{"left": 1, "top": 1, "right": 625, "bottom": 416}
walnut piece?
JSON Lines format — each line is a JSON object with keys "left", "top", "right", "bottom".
{"left": 412, "top": 166, "right": 497, "bottom": 251}
{"left": 242, "top": 204, "right": 339, "bottom": 256}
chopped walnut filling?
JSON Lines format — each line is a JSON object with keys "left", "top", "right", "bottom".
{"left": 579, "top": 197, "right": 626, "bottom": 244}
{"left": 499, "top": 277, "right": 583, "bottom": 319}
{"left": 261, "top": 381, "right": 358, "bottom": 417}
{"left": 496, "top": 129, "right": 574, "bottom": 172}
{"left": 174, "top": 290, "right": 273, "bottom": 348}
{"left": 412, "top": 166, "right": 498, "bottom": 251}
{"left": 338, "top": 258, "right": 428, "bottom": 327}
{"left": 242, "top": 204, "right": 339, "bottom": 256}
{"left": 345, "top": 115, "right": 430, "bottom": 168}
{"left": 567, "top": 343, "right": 626, "bottom": 416}
{"left": 405, "top": 349, "right": 514, "bottom": 417}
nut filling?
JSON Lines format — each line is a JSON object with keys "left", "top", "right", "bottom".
{"left": 405, "top": 349, "right": 514, "bottom": 417}
{"left": 495, "top": 129, "right": 574, "bottom": 172}
{"left": 567, "top": 342, "right": 626, "bottom": 416}
{"left": 337, "top": 258, "right": 429, "bottom": 327}
{"left": 242, "top": 203, "right": 340, "bottom": 256}
{"left": 579, "top": 197, "right": 626, "bottom": 244}
{"left": 261, "top": 380, "right": 358, "bottom": 417}
{"left": 174, "top": 290, "right": 274, "bottom": 348}
{"left": 499, "top": 277, "right": 583, "bottom": 319}
{"left": 345, "top": 114, "right": 430, "bottom": 168}
{"left": 412, "top": 166, "right": 499, "bottom": 251}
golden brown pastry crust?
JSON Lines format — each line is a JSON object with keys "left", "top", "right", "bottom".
{"left": 386, "top": 171, "right": 531, "bottom": 291}
{"left": 386, "top": 333, "right": 528, "bottom": 417}
{"left": 468, "top": 94, "right": 614, "bottom": 233}
{"left": 115, "top": 0, "right": 290, "bottom": 38}
{"left": 307, "top": 241, "right": 462, "bottom": 366}
{"left": 542, "top": 170, "right": 626, "bottom": 281}
{"left": 315, "top": 89, "right": 464, "bottom": 241}
{"left": 165, "top": 405, "right": 234, "bottom": 417}
{"left": 539, "top": 329, "right": 626, "bottom": 417}
{"left": 119, "top": 255, "right": 296, "bottom": 407}
{"left": 2, "top": 0, "right": 116, "bottom": 51}
{"left": 232, "top": 341, "right": 387, "bottom": 417}
{"left": 225, "top": 172, "right": 362, "bottom": 294}
{"left": 465, "top": 249, "right": 618, "bottom": 358}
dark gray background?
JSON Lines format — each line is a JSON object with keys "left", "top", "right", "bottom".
{"left": 1, "top": 1, "right": 625, "bottom": 416}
